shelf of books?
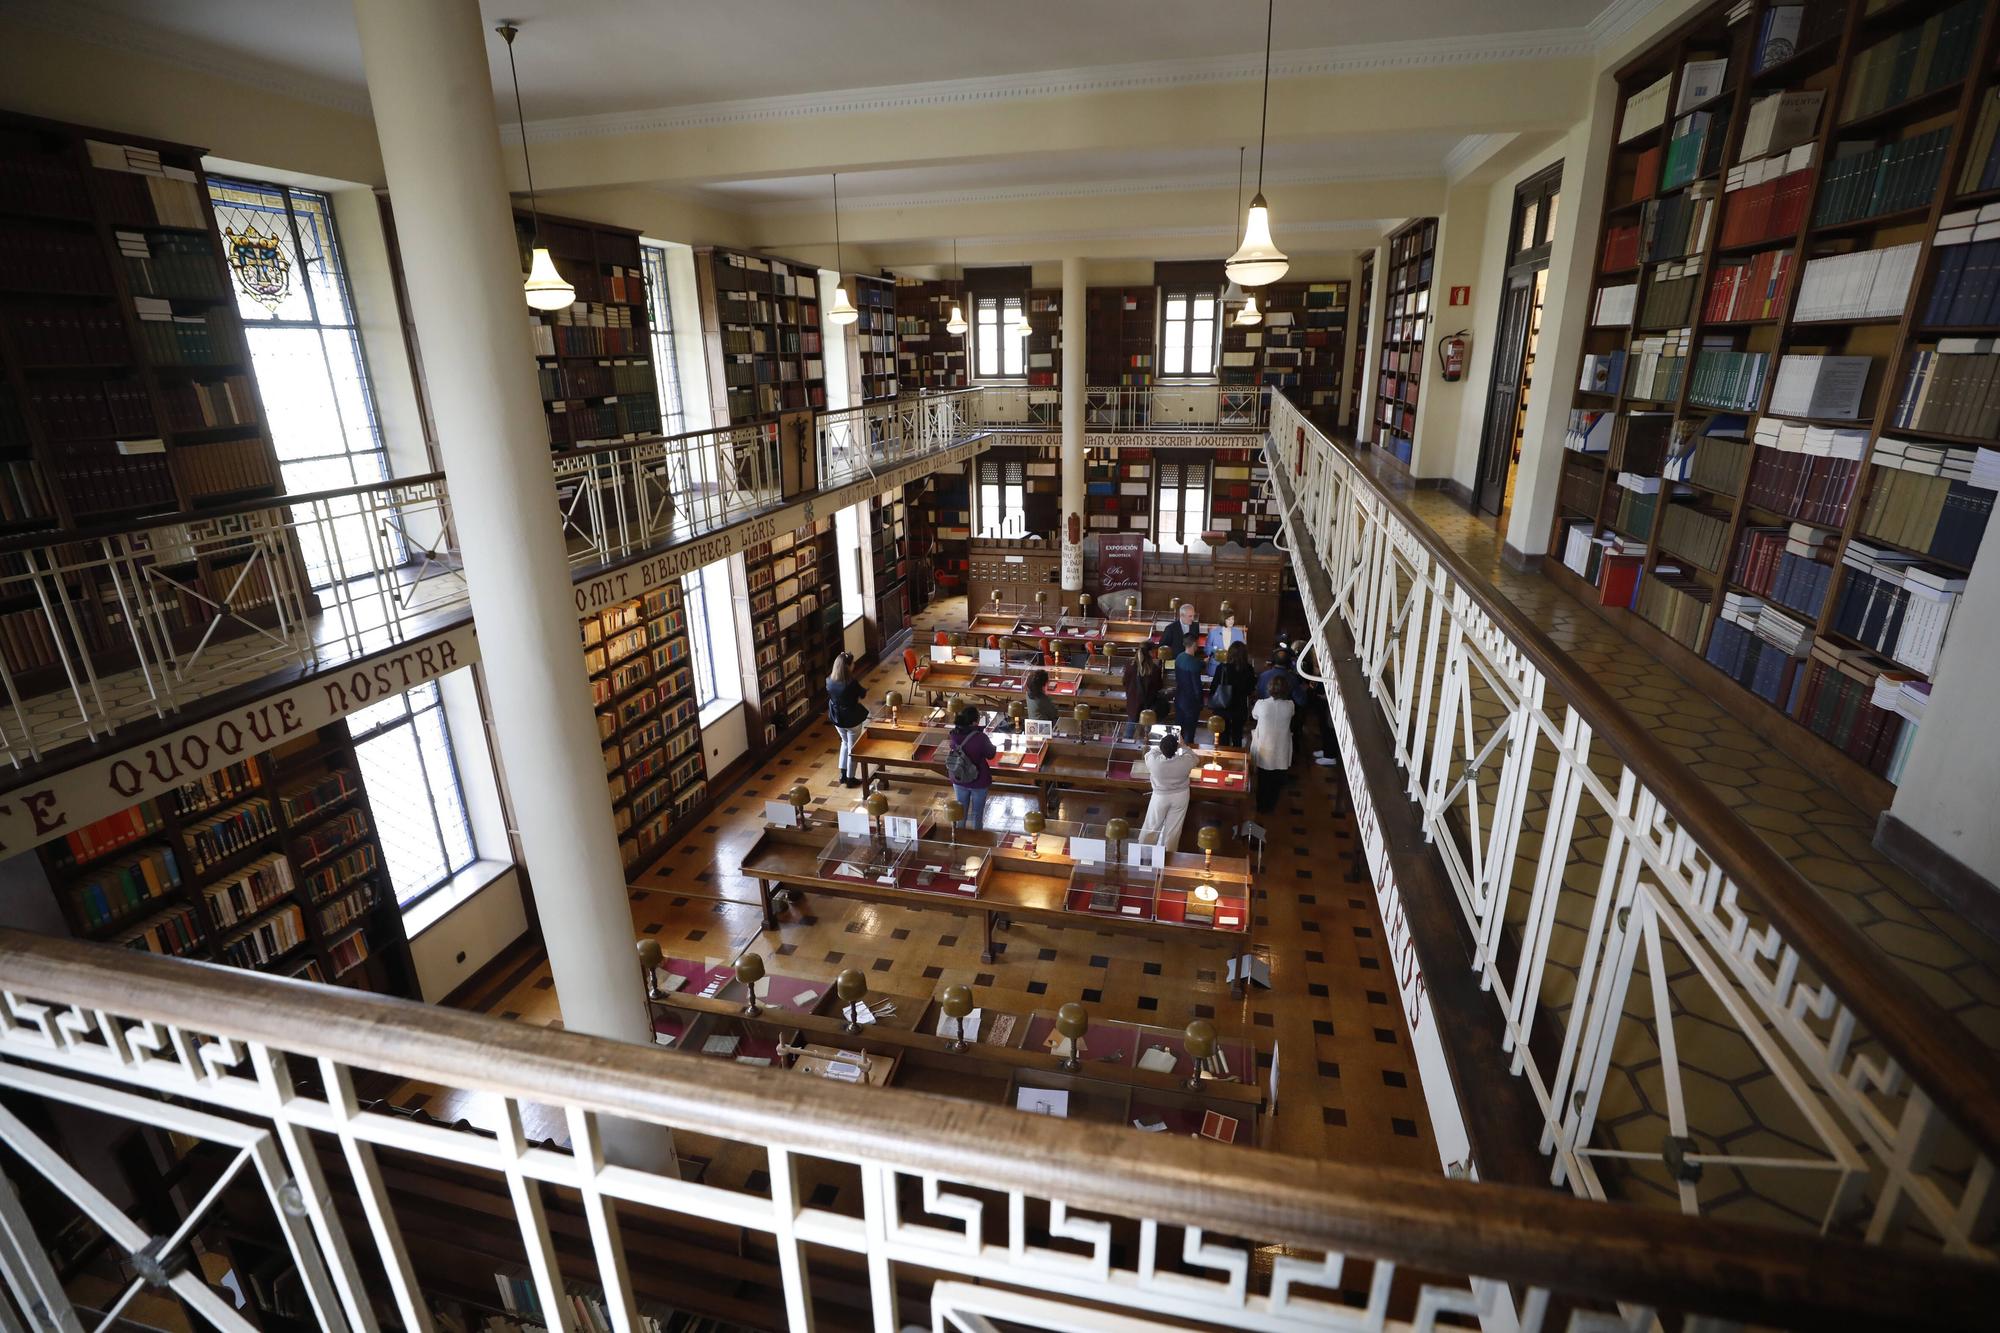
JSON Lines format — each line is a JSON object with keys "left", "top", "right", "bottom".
{"left": 744, "top": 516, "right": 842, "bottom": 749}
{"left": 1086, "top": 445, "right": 1153, "bottom": 535}
{"left": 1235, "top": 280, "right": 1350, "bottom": 434}
{"left": 1552, "top": 0, "right": 2000, "bottom": 801}
{"left": 1375, "top": 219, "right": 1438, "bottom": 465}
{"left": 39, "top": 722, "right": 413, "bottom": 994}
{"left": 869, "top": 489, "right": 910, "bottom": 643}
{"left": 516, "top": 212, "right": 662, "bottom": 449}
{"left": 695, "top": 246, "right": 826, "bottom": 425}
{"left": 893, "top": 278, "right": 969, "bottom": 390}
{"left": 0, "top": 112, "right": 286, "bottom": 534}
{"left": 852, "top": 272, "right": 899, "bottom": 402}
{"left": 580, "top": 581, "right": 708, "bottom": 871}
{"left": 1085, "top": 287, "right": 1158, "bottom": 386}
{"left": 1025, "top": 287, "right": 1062, "bottom": 387}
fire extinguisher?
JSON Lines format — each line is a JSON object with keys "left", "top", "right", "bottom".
{"left": 1437, "top": 330, "right": 1469, "bottom": 383}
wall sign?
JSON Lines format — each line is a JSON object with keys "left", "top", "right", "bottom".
{"left": 1449, "top": 285, "right": 1471, "bottom": 306}
{"left": 0, "top": 623, "right": 480, "bottom": 855}
{"left": 1098, "top": 533, "right": 1144, "bottom": 594}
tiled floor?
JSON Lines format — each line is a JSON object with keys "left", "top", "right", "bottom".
{"left": 423, "top": 595, "right": 1439, "bottom": 1190}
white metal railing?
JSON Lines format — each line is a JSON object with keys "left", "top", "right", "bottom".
{"left": 965, "top": 384, "right": 1266, "bottom": 434}
{"left": 1265, "top": 392, "right": 2000, "bottom": 1257}
{"left": 1, "top": 930, "right": 1987, "bottom": 1332}
{"left": 817, "top": 389, "right": 973, "bottom": 490}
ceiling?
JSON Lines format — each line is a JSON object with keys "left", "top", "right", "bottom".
{"left": 22, "top": 0, "right": 1618, "bottom": 120}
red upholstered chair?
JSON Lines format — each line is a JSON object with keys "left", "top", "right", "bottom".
{"left": 1040, "top": 637, "right": 1058, "bottom": 667}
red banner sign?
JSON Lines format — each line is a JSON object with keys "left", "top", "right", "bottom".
{"left": 1098, "top": 533, "right": 1144, "bottom": 595}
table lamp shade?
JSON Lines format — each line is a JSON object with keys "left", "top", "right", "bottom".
{"left": 636, "top": 938, "right": 662, "bottom": 971}
{"left": 1184, "top": 1018, "right": 1218, "bottom": 1060}
{"left": 940, "top": 984, "right": 974, "bottom": 1019}
{"left": 1198, "top": 825, "right": 1222, "bottom": 855}
{"left": 736, "top": 953, "right": 766, "bottom": 986}
{"left": 788, "top": 782, "right": 811, "bottom": 809}
{"left": 946, "top": 799, "right": 966, "bottom": 825}
{"left": 866, "top": 793, "right": 889, "bottom": 818}
{"left": 1139, "top": 709, "right": 1157, "bottom": 730}
{"left": 885, "top": 689, "right": 903, "bottom": 709}
{"left": 835, "top": 969, "right": 868, "bottom": 1003}
{"left": 1023, "top": 811, "right": 1045, "bottom": 836}
{"left": 1073, "top": 704, "right": 1089, "bottom": 726}
{"left": 1055, "top": 1001, "right": 1089, "bottom": 1041}
{"left": 1008, "top": 700, "right": 1025, "bottom": 723}
{"left": 1106, "top": 817, "right": 1130, "bottom": 843}
{"left": 1209, "top": 714, "right": 1225, "bottom": 741}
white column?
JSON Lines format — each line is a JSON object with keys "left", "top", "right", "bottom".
{"left": 351, "top": 2, "right": 659, "bottom": 1057}
{"left": 1060, "top": 256, "right": 1087, "bottom": 593}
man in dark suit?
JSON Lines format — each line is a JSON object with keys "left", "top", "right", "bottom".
{"left": 1160, "top": 603, "right": 1200, "bottom": 658}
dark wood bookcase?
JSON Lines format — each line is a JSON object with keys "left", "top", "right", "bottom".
{"left": 1085, "top": 446, "right": 1154, "bottom": 536}
{"left": 580, "top": 581, "right": 708, "bottom": 871}
{"left": 39, "top": 723, "right": 413, "bottom": 995}
{"left": 851, "top": 272, "right": 899, "bottom": 403}
{"left": 1549, "top": 0, "right": 2000, "bottom": 802}
{"left": 743, "top": 517, "right": 841, "bottom": 749}
{"left": 1375, "top": 218, "right": 1438, "bottom": 465}
{"left": 515, "top": 211, "right": 661, "bottom": 448}
{"left": 1085, "top": 287, "right": 1158, "bottom": 385}
{"left": 893, "top": 278, "right": 968, "bottom": 390}
{"left": 1245, "top": 279, "right": 1350, "bottom": 434}
{"left": 868, "top": 489, "right": 910, "bottom": 643}
{"left": 694, "top": 246, "right": 826, "bottom": 425}
{"left": 1025, "top": 286, "right": 1062, "bottom": 387}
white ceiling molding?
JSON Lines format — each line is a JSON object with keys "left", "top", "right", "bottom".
{"left": 728, "top": 165, "right": 1444, "bottom": 215}
{"left": 1441, "top": 133, "right": 1520, "bottom": 185}
{"left": 858, "top": 217, "right": 1398, "bottom": 248}
{"left": 5, "top": 0, "right": 373, "bottom": 118}
{"left": 504, "top": 30, "right": 1597, "bottom": 144}
{"left": 1586, "top": 0, "right": 1677, "bottom": 50}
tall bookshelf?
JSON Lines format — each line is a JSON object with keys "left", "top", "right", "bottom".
{"left": 582, "top": 582, "right": 707, "bottom": 871}
{"left": 1375, "top": 219, "right": 1438, "bottom": 464}
{"left": 694, "top": 246, "right": 826, "bottom": 425}
{"left": 893, "top": 278, "right": 968, "bottom": 390}
{"left": 1085, "top": 446, "right": 1153, "bottom": 535}
{"left": 1551, "top": 0, "right": 2000, "bottom": 802}
{"left": 744, "top": 517, "right": 841, "bottom": 749}
{"left": 1025, "top": 286, "right": 1062, "bottom": 386}
{"left": 39, "top": 724, "right": 413, "bottom": 995}
{"left": 516, "top": 211, "right": 661, "bottom": 448}
{"left": 1085, "top": 287, "right": 1158, "bottom": 385}
{"left": 0, "top": 113, "right": 286, "bottom": 529}
{"left": 868, "top": 489, "right": 910, "bottom": 642}
{"left": 1221, "top": 279, "right": 1350, "bottom": 434}
{"left": 852, "top": 272, "right": 898, "bottom": 402}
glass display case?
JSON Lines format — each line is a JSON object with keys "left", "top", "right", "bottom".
{"left": 1155, "top": 863, "right": 1250, "bottom": 934}
{"left": 1188, "top": 748, "right": 1251, "bottom": 794}
{"left": 1055, "top": 614, "right": 1108, "bottom": 641}
{"left": 1064, "top": 834, "right": 1164, "bottom": 920}
{"left": 987, "top": 728, "right": 1050, "bottom": 775}
{"left": 817, "top": 831, "right": 910, "bottom": 886}
{"left": 967, "top": 605, "right": 1026, "bottom": 636}
{"left": 891, "top": 839, "right": 990, "bottom": 898}
{"left": 993, "top": 815, "right": 1088, "bottom": 857}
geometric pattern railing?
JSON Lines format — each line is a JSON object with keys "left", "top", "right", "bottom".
{"left": 1266, "top": 392, "right": 1999, "bottom": 1259}
{"left": 4, "top": 931, "right": 1995, "bottom": 1331}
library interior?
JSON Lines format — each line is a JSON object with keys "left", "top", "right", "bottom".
{"left": 2, "top": 0, "right": 2000, "bottom": 1328}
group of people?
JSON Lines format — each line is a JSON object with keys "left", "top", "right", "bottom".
{"left": 825, "top": 600, "right": 1336, "bottom": 858}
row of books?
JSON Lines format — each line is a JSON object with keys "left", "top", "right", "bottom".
{"left": 68, "top": 846, "right": 183, "bottom": 931}
{"left": 1706, "top": 594, "right": 1812, "bottom": 710}
{"left": 27, "top": 379, "right": 154, "bottom": 441}
{"left": 1767, "top": 353, "right": 1869, "bottom": 419}
{"left": 1639, "top": 261, "right": 1699, "bottom": 327}
{"left": 280, "top": 769, "right": 360, "bottom": 827}
{"left": 0, "top": 155, "right": 90, "bottom": 219}
{"left": 176, "top": 437, "right": 280, "bottom": 501}
{"left": 531, "top": 321, "right": 644, "bottom": 358}
{"left": 0, "top": 460, "right": 52, "bottom": 526}
{"left": 1859, "top": 439, "right": 1998, "bottom": 567}
{"left": 1745, "top": 419, "right": 1867, "bottom": 524}
{"left": 1834, "top": 541, "right": 1963, "bottom": 675}
{"left": 1923, "top": 211, "right": 2000, "bottom": 327}
{"left": 316, "top": 881, "right": 377, "bottom": 936}
{"left": 115, "top": 903, "right": 202, "bottom": 957}
{"left": 161, "top": 375, "right": 256, "bottom": 433}
{"left": 1630, "top": 330, "right": 1692, "bottom": 401}
{"left": 1688, "top": 347, "right": 1768, "bottom": 410}
{"left": 1796, "top": 641, "right": 1908, "bottom": 778}
{"left": 84, "top": 140, "right": 207, "bottom": 228}
{"left": 1812, "top": 126, "right": 1951, "bottom": 228}
{"left": 1892, "top": 341, "right": 2000, "bottom": 437}
{"left": 217, "top": 902, "right": 306, "bottom": 968}
{"left": 118, "top": 229, "right": 226, "bottom": 300}
{"left": 1704, "top": 249, "right": 1794, "bottom": 322}
{"left": 1959, "top": 87, "right": 2000, "bottom": 196}
{"left": 183, "top": 797, "right": 279, "bottom": 874}
{"left": 204, "top": 854, "right": 296, "bottom": 930}
{"left": 1641, "top": 185, "right": 1716, "bottom": 263}
{"left": 539, "top": 359, "right": 656, "bottom": 401}
{"left": 1671, "top": 421, "right": 1750, "bottom": 495}
{"left": 1614, "top": 473, "right": 1663, "bottom": 538}
{"left": 304, "top": 843, "right": 378, "bottom": 904}
{"left": 170, "top": 757, "right": 263, "bottom": 817}
{"left": 0, "top": 602, "right": 64, "bottom": 673}
{"left": 297, "top": 808, "right": 369, "bottom": 866}
{"left": 1658, "top": 501, "right": 1732, "bottom": 572}
{"left": 1793, "top": 242, "right": 1920, "bottom": 321}
{"left": 1635, "top": 568, "right": 1712, "bottom": 650}
{"left": 1752, "top": 5, "right": 1845, "bottom": 75}
{"left": 1837, "top": 0, "right": 1979, "bottom": 127}
{"left": 0, "top": 224, "right": 112, "bottom": 294}
{"left": 1661, "top": 112, "right": 1723, "bottom": 194}
{"left": 1722, "top": 146, "right": 1818, "bottom": 250}
{"left": 6, "top": 306, "right": 130, "bottom": 366}
{"left": 48, "top": 450, "right": 177, "bottom": 518}
{"left": 1738, "top": 91, "right": 1822, "bottom": 164}
{"left": 1733, "top": 522, "right": 1839, "bottom": 617}
{"left": 328, "top": 928, "right": 371, "bottom": 978}
{"left": 547, "top": 393, "right": 662, "bottom": 446}
{"left": 1593, "top": 282, "right": 1637, "bottom": 325}
{"left": 135, "top": 305, "right": 238, "bottom": 366}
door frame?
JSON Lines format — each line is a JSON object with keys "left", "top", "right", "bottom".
{"left": 1470, "top": 164, "right": 1562, "bottom": 516}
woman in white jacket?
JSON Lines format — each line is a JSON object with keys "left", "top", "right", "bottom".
{"left": 1140, "top": 731, "right": 1202, "bottom": 854}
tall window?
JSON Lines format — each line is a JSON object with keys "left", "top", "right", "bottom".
{"left": 834, "top": 502, "right": 868, "bottom": 625}
{"left": 682, "top": 560, "right": 741, "bottom": 714}
{"left": 640, "top": 243, "right": 688, "bottom": 437}
{"left": 346, "top": 683, "right": 475, "bottom": 906}
{"left": 1161, "top": 290, "right": 1220, "bottom": 377}
{"left": 974, "top": 296, "right": 1024, "bottom": 379}
{"left": 977, "top": 458, "right": 1025, "bottom": 537}
{"left": 1155, "top": 459, "right": 1210, "bottom": 551}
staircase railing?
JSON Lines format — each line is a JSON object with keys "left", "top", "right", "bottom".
{"left": 1, "top": 929, "right": 1994, "bottom": 1331}
{"left": 1265, "top": 390, "right": 2000, "bottom": 1258}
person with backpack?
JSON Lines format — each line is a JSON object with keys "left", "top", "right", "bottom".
{"left": 1212, "top": 641, "right": 1255, "bottom": 746}
{"left": 1172, "top": 643, "right": 1206, "bottom": 741}
{"left": 944, "top": 705, "right": 997, "bottom": 828}
{"left": 826, "top": 652, "right": 869, "bottom": 788}
{"left": 1140, "top": 730, "right": 1201, "bottom": 853}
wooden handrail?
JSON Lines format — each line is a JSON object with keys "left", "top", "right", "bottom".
{"left": 1267, "top": 392, "right": 2000, "bottom": 1163}
{"left": 0, "top": 929, "right": 1994, "bottom": 1328}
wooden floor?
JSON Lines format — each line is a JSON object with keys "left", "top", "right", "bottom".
{"left": 423, "top": 595, "right": 1441, "bottom": 1186}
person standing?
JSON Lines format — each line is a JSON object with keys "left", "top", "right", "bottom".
{"left": 1122, "top": 643, "right": 1164, "bottom": 739}
{"left": 1213, "top": 641, "right": 1256, "bottom": 747}
{"left": 1140, "top": 731, "right": 1201, "bottom": 853}
{"left": 1021, "top": 668, "right": 1060, "bottom": 724}
{"left": 1249, "top": 675, "right": 1298, "bottom": 813}
{"left": 1172, "top": 643, "right": 1206, "bottom": 741}
{"left": 1160, "top": 602, "right": 1201, "bottom": 658}
{"left": 943, "top": 705, "right": 997, "bottom": 828}
{"left": 826, "top": 652, "right": 869, "bottom": 788}
{"left": 1255, "top": 646, "right": 1293, "bottom": 700}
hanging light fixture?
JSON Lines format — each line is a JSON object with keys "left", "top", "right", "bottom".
{"left": 1228, "top": 146, "right": 1262, "bottom": 325}
{"left": 1014, "top": 299, "right": 1032, "bottom": 338}
{"left": 498, "top": 23, "right": 575, "bottom": 313}
{"left": 826, "top": 173, "right": 860, "bottom": 326}
{"left": 946, "top": 238, "right": 968, "bottom": 335}
{"left": 1225, "top": 0, "right": 1289, "bottom": 288}
{"left": 1236, "top": 294, "right": 1264, "bottom": 327}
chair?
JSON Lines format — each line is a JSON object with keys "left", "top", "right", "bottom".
{"left": 902, "top": 647, "right": 922, "bottom": 690}
{"left": 1233, "top": 819, "right": 1267, "bottom": 871}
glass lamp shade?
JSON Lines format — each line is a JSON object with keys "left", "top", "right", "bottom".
{"left": 828, "top": 285, "right": 860, "bottom": 325}
{"left": 945, "top": 305, "right": 968, "bottom": 335}
{"left": 1234, "top": 295, "right": 1264, "bottom": 327}
{"left": 1224, "top": 195, "right": 1289, "bottom": 287}
{"left": 1014, "top": 312, "right": 1032, "bottom": 337}
{"left": 523, "top": 247, "right": 576, "bottom": 311}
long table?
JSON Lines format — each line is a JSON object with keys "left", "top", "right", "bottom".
{"left": 910, "top": 654, "right": 1130, "bottom": 712}
{"left": 960, "top": 608, "right": 1167, "bottom": 654}
{"left": 739, "top": 824, "right": 1256, "bottom": 992}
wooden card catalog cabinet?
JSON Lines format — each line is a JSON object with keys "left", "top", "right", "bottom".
{"left": 967, "top": 538, "right": 1060, "bottom": 612}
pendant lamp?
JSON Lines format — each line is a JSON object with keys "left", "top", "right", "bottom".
{"left": 498, "top": 24, "right": 575, "bottom": 312}
{"left": 946, "top": 238, "right": 968, "bottom": 335}
{"left": 1227, "top": 146, "right": 1259, "bottom": 325}
{"left": 1014, "top": 302, "right": 1032, "bottom": 338}
{"left": 1225, "top": 1, "right": 1289, "bottom": 288}
{"left": 1235, "top": 294, "right": 1264, "bottom": 327}
{"left": 826, "top": 173, "right": 859, "bottom": 326}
